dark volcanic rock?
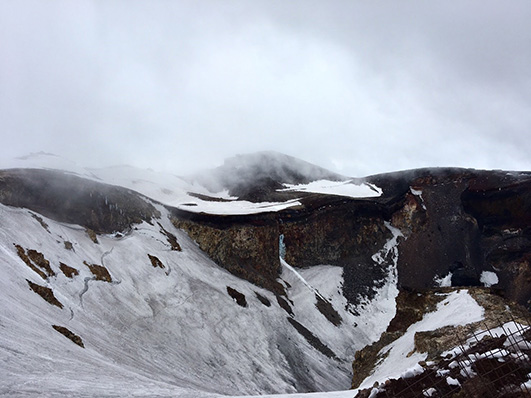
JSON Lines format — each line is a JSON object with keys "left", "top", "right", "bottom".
{"left": 462, "top": 176, "right": 531, "bottom": 308}
{"left": 255, "top": 292, "right": 271, "bottom": 307}
{"left": 368, "top": 168, "right": 531, "bottom": 309}
{"left": 157, "top": 223, "right": 182, "bottom": 251}
{"left": 0, "top": 169, "right": 160, "bottom": 234}
{"left": 393, "top": 171, "right": 484, "bottom": 290}
{"left": 315, "top": 294, "right": 343, "bottom": 326}
{"left": 173, "top": 213, "right": 284, "bottom": 294}
{"left": 147, "top": 254, "right": 165, "bottom": 269}
{"left": 15, "top": 244, "right": 55, "bottom": 280}
{"left": 172, "top": 195, "right": 393, "bottom": 304}
{"left": 287, "top": 317, "right": 338, "bottom": 359}
{"left": 84, "top": 261, "right": 112, "bottom": 283}
{"left": 59, "top": 262, "right": 78, "bottom": 278}
{"left": 227, "top": 286, "right": 248, "bottom": 307}
{"left": 276, "top": 295, "right": 294, "bottom": 315}
{"left": 173, "top": 168, "right": 531, "bottom": 309}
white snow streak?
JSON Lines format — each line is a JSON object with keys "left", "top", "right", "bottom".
{"left": 280, "top": 179, "right": 382, "bottom": 198}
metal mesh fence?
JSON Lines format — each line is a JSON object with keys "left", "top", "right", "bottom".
{"left": 376, "top": 316, "right": 531, "bottom": 398}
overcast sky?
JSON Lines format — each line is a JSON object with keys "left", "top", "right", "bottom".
{"left": 1, "top": 1, "right": 530, "bottom": 177}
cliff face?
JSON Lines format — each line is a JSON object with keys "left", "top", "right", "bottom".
{"left": 172, "top": 212, "right": 284, "bottom": 294}
{"left": 173, "top": 197, "right": 393, "bottom": 305}
{"left": 390, "top": 172, "right": 484, "bottom": 290}
{"left": 173, "top": 168, "right": 531, "bottom": 310}
{"left": 462, "top": 176, "right": 531, "bottom": 307}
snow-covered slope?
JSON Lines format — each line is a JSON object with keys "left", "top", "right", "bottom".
{"left": 0, "top": 201, "right": 400, "bottom": 396}
{"left": 0, "top": 153, "right": 396, "bottom": 397}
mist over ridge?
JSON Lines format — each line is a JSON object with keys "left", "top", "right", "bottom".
{"left": 2, "top": 1, "right": 531, "bottom": 176}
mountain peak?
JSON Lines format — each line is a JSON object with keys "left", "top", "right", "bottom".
{"left": 192, "top": 151, "right": 347, "bottom": 201}
{"left": 221, "top": 151, "right": 344, "bottom": 182}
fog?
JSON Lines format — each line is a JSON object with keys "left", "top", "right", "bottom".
{"left": 1, "top": 1, "right": 530, "bottom": 177}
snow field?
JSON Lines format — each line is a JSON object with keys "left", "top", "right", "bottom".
{"left": 0, "top": 202, "right": 394, "bottom": 396}
{"left": 279, "top": 179, "right": 382, "bottom": 198}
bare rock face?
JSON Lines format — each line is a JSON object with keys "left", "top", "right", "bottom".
{"left": 364, "top": 168, "right": 531, "bottom": 309}
{"left": 391, "top": 171, "right": 484, "bottom": 290}
{"left": 226, "top": 286, "right": 248, "bottom": 307}
{"left": 462, "top": 177, "right": 531, "bottom": 308}
{"left": 52, "top": 325, "right": 84, "bottom": 348}
{"left": 85, "top": 262, "right": 113, "bottom": 283}
{"left": 172, "top": 196, "right": 393, "bottom": 303}
{"left": 15, "top": 245, "right": 55, "bottom": 280}
{"left": 59, "top": 262, "right": 78, "bottom": 278}
{"left": 173, "top": 212, "right": 284, "bottom": 294}
{"left": 279, "top": 197, "right": 392, "bottom": 305}
{"left": 26, "top": 280, "right": 63, "bottom": 308}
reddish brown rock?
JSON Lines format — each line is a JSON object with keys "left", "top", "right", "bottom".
{"left": 84, "top": 261, "right": 112, "bottom": 283}
{"left": 14, "top": 245, "right": 55, "bottom": 279}
{"left": 59, "top": 262, "right": 78, "bottom": 278}
{"left": 147, "top": 254, "right": 165, "bottom": 269}
{"left": 27, "top": 280, "right": 63, "bottom": 308}
{"left": 52, "top": 325, "right": 84, "bottom": 348}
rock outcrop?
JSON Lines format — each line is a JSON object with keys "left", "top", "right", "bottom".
{"left": 172, "top": 195, "right": 393, "bottom": 303}
{"left": 374, "top": 168, "right": 531, "bottom": 309}
{"left": 172, "top": 211, "right": 283, "bottom": 294}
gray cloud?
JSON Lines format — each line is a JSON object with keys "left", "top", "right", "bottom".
{"left": 1, "top": 0, "right": 530, "bottom": 177}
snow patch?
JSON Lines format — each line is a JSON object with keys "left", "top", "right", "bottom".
{"left": 175, "top": 198, "right": 302, "bottom": 215}
{"left": 434, "top": 273, "right": 453, "bottom": 287}
{"left": 401, "top": 363, "right": 425, "bottom": 379}
{"left": 410, "top": 187, "right": 427, "bottom": 210}
{"left": 279, "top": 179, "right": 382, "bottom": 198}
{"left": 480, "top": 271, "right": 499, "bottom": 287}
{"left": 423, "top": 387, "right": 437, "bottom": 397}
{"left": 446, "top": 376, "right": 460, "bottom": 386}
